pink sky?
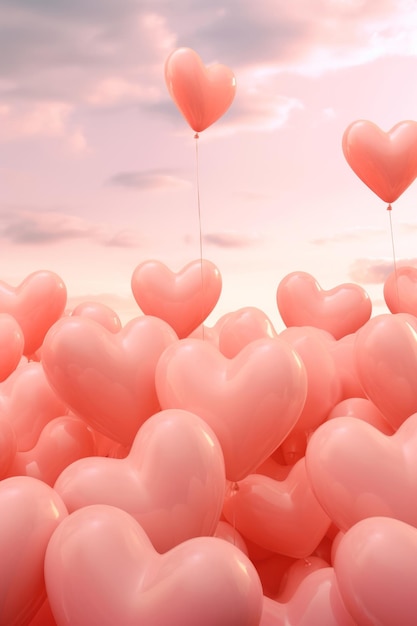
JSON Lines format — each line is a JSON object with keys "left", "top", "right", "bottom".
{"left": 1, "top": 0, "right": 417, "bottom": 327}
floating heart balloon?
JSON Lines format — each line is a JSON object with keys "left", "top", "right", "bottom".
{"left": 223, "top": 458, "right": 331, "bottom": 558}
{"left": 342, "top": 120, "right": 417, "bottom": 204}
{"left": 218, "top": 307, "right": 278, "bottom": 358}
{"left": 0, "top": 313, "right": 24, "bottom": 381}
{"left": 277, "top": 272, "right": 372, "bottom": 339}
{"left": 334, "top": 517, "right": 417, "bottom": 626}
{"left": 42, "top": 315, "right": 177, "bottom": 446}
{"left": 54, "top": 409, "right": 226, "bottom": 553}
{"left": 384, "top": 265, "right": 417, "bottom": 315}
{"left": 327, "top": 332, "right": 367, "bottom": 400}
{"left": 0, "top": 418, "right": 16, "bottom": 478}
{"left": 165, "top": 47, "right": 236, "bottom": 132}
{"left": 306, "top": 414, "right": 417, "bottom": 532}
{"left": 71, "top": 301, "right": 122, "bottom": 333}
{"left": 0, "top": 270, "right": 67, "bottom": 355}
{"left": 131, "top": 259, "right": 222, "bottom": 338}
{"left": 45, "top": 504, "right": 263, "bottom": 626}
{"left": 156, "top": 337, "right": 307, "bottom": 481}
{"left": 0, "top": 476, "right": 67, "bottom": 625}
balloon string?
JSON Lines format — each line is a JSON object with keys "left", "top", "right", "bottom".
{"left": 195, "top": 132, "right": 205, "bottom": 340}
{"left": 387, "top": 204, "right": 400, "bottom": 310}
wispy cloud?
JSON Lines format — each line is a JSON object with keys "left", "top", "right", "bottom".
{"left": 203, "top": 231, "right": 262, "bottom": 248}
{"left": 349, "top": 257, "right": 417, "bottom": 284}
{"left": 105, "top": 169, "right": 191, "bottom": 190}
{"left": 311, "top": 227, "right": 387, "bottom": 246}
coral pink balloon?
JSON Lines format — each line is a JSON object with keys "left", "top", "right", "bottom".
{"left": 306, "top": 414, "right": 417, "bottom": 532}
{"left": 327, "top": 332, "right": 367, "bottom": 400}
{"left": 45, "top": 504, "right": 263, "bottom": 626}
{"left": 0, "top": 418, "right": 16, "bottom": 478}
{"left": 156, "top": 337, "right": 307, "bottom": 481}
{"left": 342, "top": 119, "right": 417, "bottom": 203}
{"left": 214, "top": 520, "right": 249, "bottom": 556}
{"left": 277, "top": 556, "right": 330, "bottom": 602}
{"left": 334, "top": 516, "right": 417, "bottom": 626}
{"left": 384, "top": 265, "right": 417, "bottom": 315}
{"left": 355, "top": 313, "right": 417, "bottom": 429}
{"left": 71, "top": 301, "right": 121, "bottom": 333}
{"left": 0, "top": 476, "right": 67, "bottom": 625}
{"left": 327, "top": 397, "right": 394, "bottom": 435}
{"left": 131, "top": 259, "right": 222, "bottom": 338}
{"left": 41, "top": 315, "right": 177, "bottom": 446}
{"left": 6, "top": 416, "right": 95, "bottom": 486}
{"left": 218, "top": 307, "right": 278, "bottom": 358}
{"left": 0, "top": 313, "right": 24, "bottom": 381}
{"left": 54, "top": 410, "right": 226, "bottom": 553}
{"left": 223, "top": 458, "right": 331, "bottom": 558}
{"left": 165, "top": 47, "right": 236, "bottom": 133}
{"left": 277, "top": 272, "right": 372, "bottom": 339}
{"left": 0, "top": 270, "right": 67, "bottom": 355}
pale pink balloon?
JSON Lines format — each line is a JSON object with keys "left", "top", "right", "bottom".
{"left": 0, "top": 361, "right": 68, "bottom": 452}
{"left": 223, "top": 458, "right": 331, "bottom": 558}
{"left": 156, "top": 337, "right": 307, "bottom": 481}
{"left": 6, "top": 416, "right": 95, "bottom": 486}
{"left": 277, "top": 272, "right": 372, "bottom": 339}
{"left": 218, "top": 307, "right": 278, "bottom": 358}
{"left": 0, "top": 476, "right": 67, "bottom": 625}
{"left": 355, "top": 312, "right": 417, "bottom": 429}
{"left": 165, "top": 47, "right": 236, "bottom": 133}
{"left": 342, "top": 120, "right": 417, "bottom": 203}
{"left": 306, "top": 413, "right": 417, "bottom": 531}
{"left": 327, "top": 397, "right": 394, "bottom": 435}
{"left": 260, "top": 568, "right": 355, "bottom": 626}
{"left": 0, "top": 270, "right": 67, "bottom": 355}
{"left": 45, "top": 504, "right": 263, "bottom": 626}
{"left": 0, "top": 313, "right": 24, "bottom": 381}
{"left": 71, "top": 301, "right": 122, "bottom": 333}
{"left": 131, "top": 259, "right": 222, "bottom": 338}
{"left": 334, "top": 516, "right": 417, "bottom": 626}
{"left": 384, "top": 265, "right": 417, "bottom": 315}
{"left": 41, "top": 315, "right": 178, "bottom": 446}
{"left": 54, "top": 409, "right": 226, "bottom": 553}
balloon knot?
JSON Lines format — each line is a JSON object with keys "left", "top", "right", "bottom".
{"left": 194, "top": 133, "right": 199, "bottom": 139}
{"left": 387, "top": 204, "right": 392, "bottom": 211}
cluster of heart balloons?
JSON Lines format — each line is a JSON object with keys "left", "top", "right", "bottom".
{"left": 1, "top": 258, "right": 417, "bottom": 625}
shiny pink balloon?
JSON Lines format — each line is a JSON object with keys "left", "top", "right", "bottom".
{"left": 54, "top": 409, "right": 226, "bottom": 552}
{"left": 165, "top": 47, "right": 236, "bottom": 133}
{"left": 0, "top": 476, "right": 67, "bottom": 625}
{"left": 156, "top": 337, "right": 307, "bottom": 481}
{"left": 45, "top": 504, "right": 263, "bottom": 626}
{"left": 327, "top": 332, "right": 367, "bottom": 400}
{"left": 277, "top": 556, "right": 330, "bottom": 602}
{"left": 0, "top": 418, "right": 17, "bottom": 478}
{"left": 355, "top": 313, "right": 417, "bottom": 429}
{"left": 0, "top": 313, "right": 24, "bottom": 381}
{"left": 218, "top": 306, "right": 278, "bottom": 358}
{"left": 306, "top": 413, "right": 417, "bottom": 531}
{"left": 214, "top": 520, "right": 249, "bottom": 556}
{"left": 342, "top": 119, "right": 417, "bottom": 204}
{"left": 131, "top": 259, "right": 222, "bottom": 338}
{"left": 277, "top": 272, "right": 372, "bottom": 339}
{"left": 384, "top": 265, "right": 417, "bottom": 315}
{"left": 71, "top": 301, "right": 122, "bottom": 333}
{"left": 0, "top": 270, "right": 67, "bottom": 355}
{"left": 334, "top": 516, "right": 417, "bottom": 626}
{"left": 327, "top": 397, "right": 394, "bottom": 435}
{"left": 41, "top": 315, "right": 177, "bottom": 446}
{"left": 223, "top": 458, "right": 331, "bottom": 558}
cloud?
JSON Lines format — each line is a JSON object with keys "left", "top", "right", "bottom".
{"left": 311, "top": 227, "right": 387, "bottom": 246}
{"left": 349, "top": 257, "right": 417, "bottom": 284}
{"left": 203, "top": 231, "right": 261, "bottom": 248}
{"left": 105, "top": 169, "right": 191, "bottom": 190}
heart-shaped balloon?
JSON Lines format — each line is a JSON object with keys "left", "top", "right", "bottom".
{"left": 45, "top": 504, "right": 263, "bottom": 626}
{"left": 342, "top": 120, "right": 417, "bottom": 204}
{"left": 327, "top": 397, "right": 394, "bottom": 435}
{"left": 277, "top": 272, "right": 372, "bottom": 339}
{"left": 0, "top": 313, "right": 24, "bottom": 381}
{"left": 156, "top": 337, "right": 307, "bottom": 481}
{"left": 0, "top": 476, "right": 67, "bottom": 626}
{"left": 131, "top": 259, "right": 222, "bottom": 338}
{"left": 218, "top": 307, "right": 278, "bottom": 358}
{"left": 71, "top": 301, "right": 122, "bottom": 333}
{"left": 41, "top": 315, "right": 178, "bottom": 446}
{"left": 0, "top": 418, "right": 16, "bottom": 478}
{"left": 223, "top": 458, "right": 331, "bottom": 558}
{"left": 334, "top": 516, "right": 417, "bottom": 626}
{"left": 165, "top": 47, "right": 236, "bottom": 132}
{"left": 0, "top": 270, "right": 67, "bottom": 355}
{"left": 54, "top": 409, "right": 226, "bottom": 552}
{"left": 306, "top": 413, "right": 417, "bottom": 531}
{"left": 384, "top": 265, "right": 417, "bottom": 315}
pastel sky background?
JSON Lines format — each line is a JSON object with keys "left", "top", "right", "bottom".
{"left": 1, "top": 0, "right": 417, "bottom": 328}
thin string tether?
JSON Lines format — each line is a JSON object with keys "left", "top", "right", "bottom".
{"left": 387, "top": 203, "right": 400, "bottom": 311}
{"left": 194, "top": 132, "right": 205, "bottom": 340}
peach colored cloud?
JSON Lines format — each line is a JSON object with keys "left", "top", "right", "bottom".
{"left": 349, "top": 257, "right": 417, "bottom": 283}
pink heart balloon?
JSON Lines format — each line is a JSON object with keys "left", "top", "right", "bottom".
{"left": 327, "top": 332, "right": 367, "bottom": 400}
{"left": 156, "top": 337, "right": 307, "bottom": 481}
{"left": 71, "top": 301, "right": 122, "bottom": 333}
{"left": 306, "top": 414, "right": 417, "bottom": 532}
{"left": 384, "top": 265, "right": 417, "bottom": 315}
{"left": 277, "top": 272, "right": 372, "bottom": 339}
{"left": 45, "top": 504, "right": 263, "bottom": 626}
{"left": 218, "top": 307, "right": 278, "bottom": 358}
{"left": 0, "top": 313, "right": 24, "bottom": 381}
{"left": 327, "top": 397, "right": 394, "bottom": 435}
{"left": 342, "top": 120, "right": 417, "bottom": 204}
{"left": 131, "top": 259, "right": 222, "bottom": 339}
{"left": 0, "top": 476, "right": 67, "bottom": 625}
{"left": 0, "top": 270, "right": 67, "bottom": 355}
{"left": 334, "top": 516, "right": 417, "bottom": 626}
{"left": 54, "top": 409, "right": 226, "bottom": 552}
{"left": 355, "top": 313, "right": 417, "bottom": 429}
{"left": 277, "top": 556, "right": 330, "bottom": 603}
{"left": 41, "top": 315, "right": 178, "bottom": 446}
{"left": 165, "top": 47, "right": 236, "bottom": 133}
{"left": 223, "top": 458, "right": 331, "bottom": 558}
{"left": 0, "top": 417, "right": 16, "bottom": 478}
